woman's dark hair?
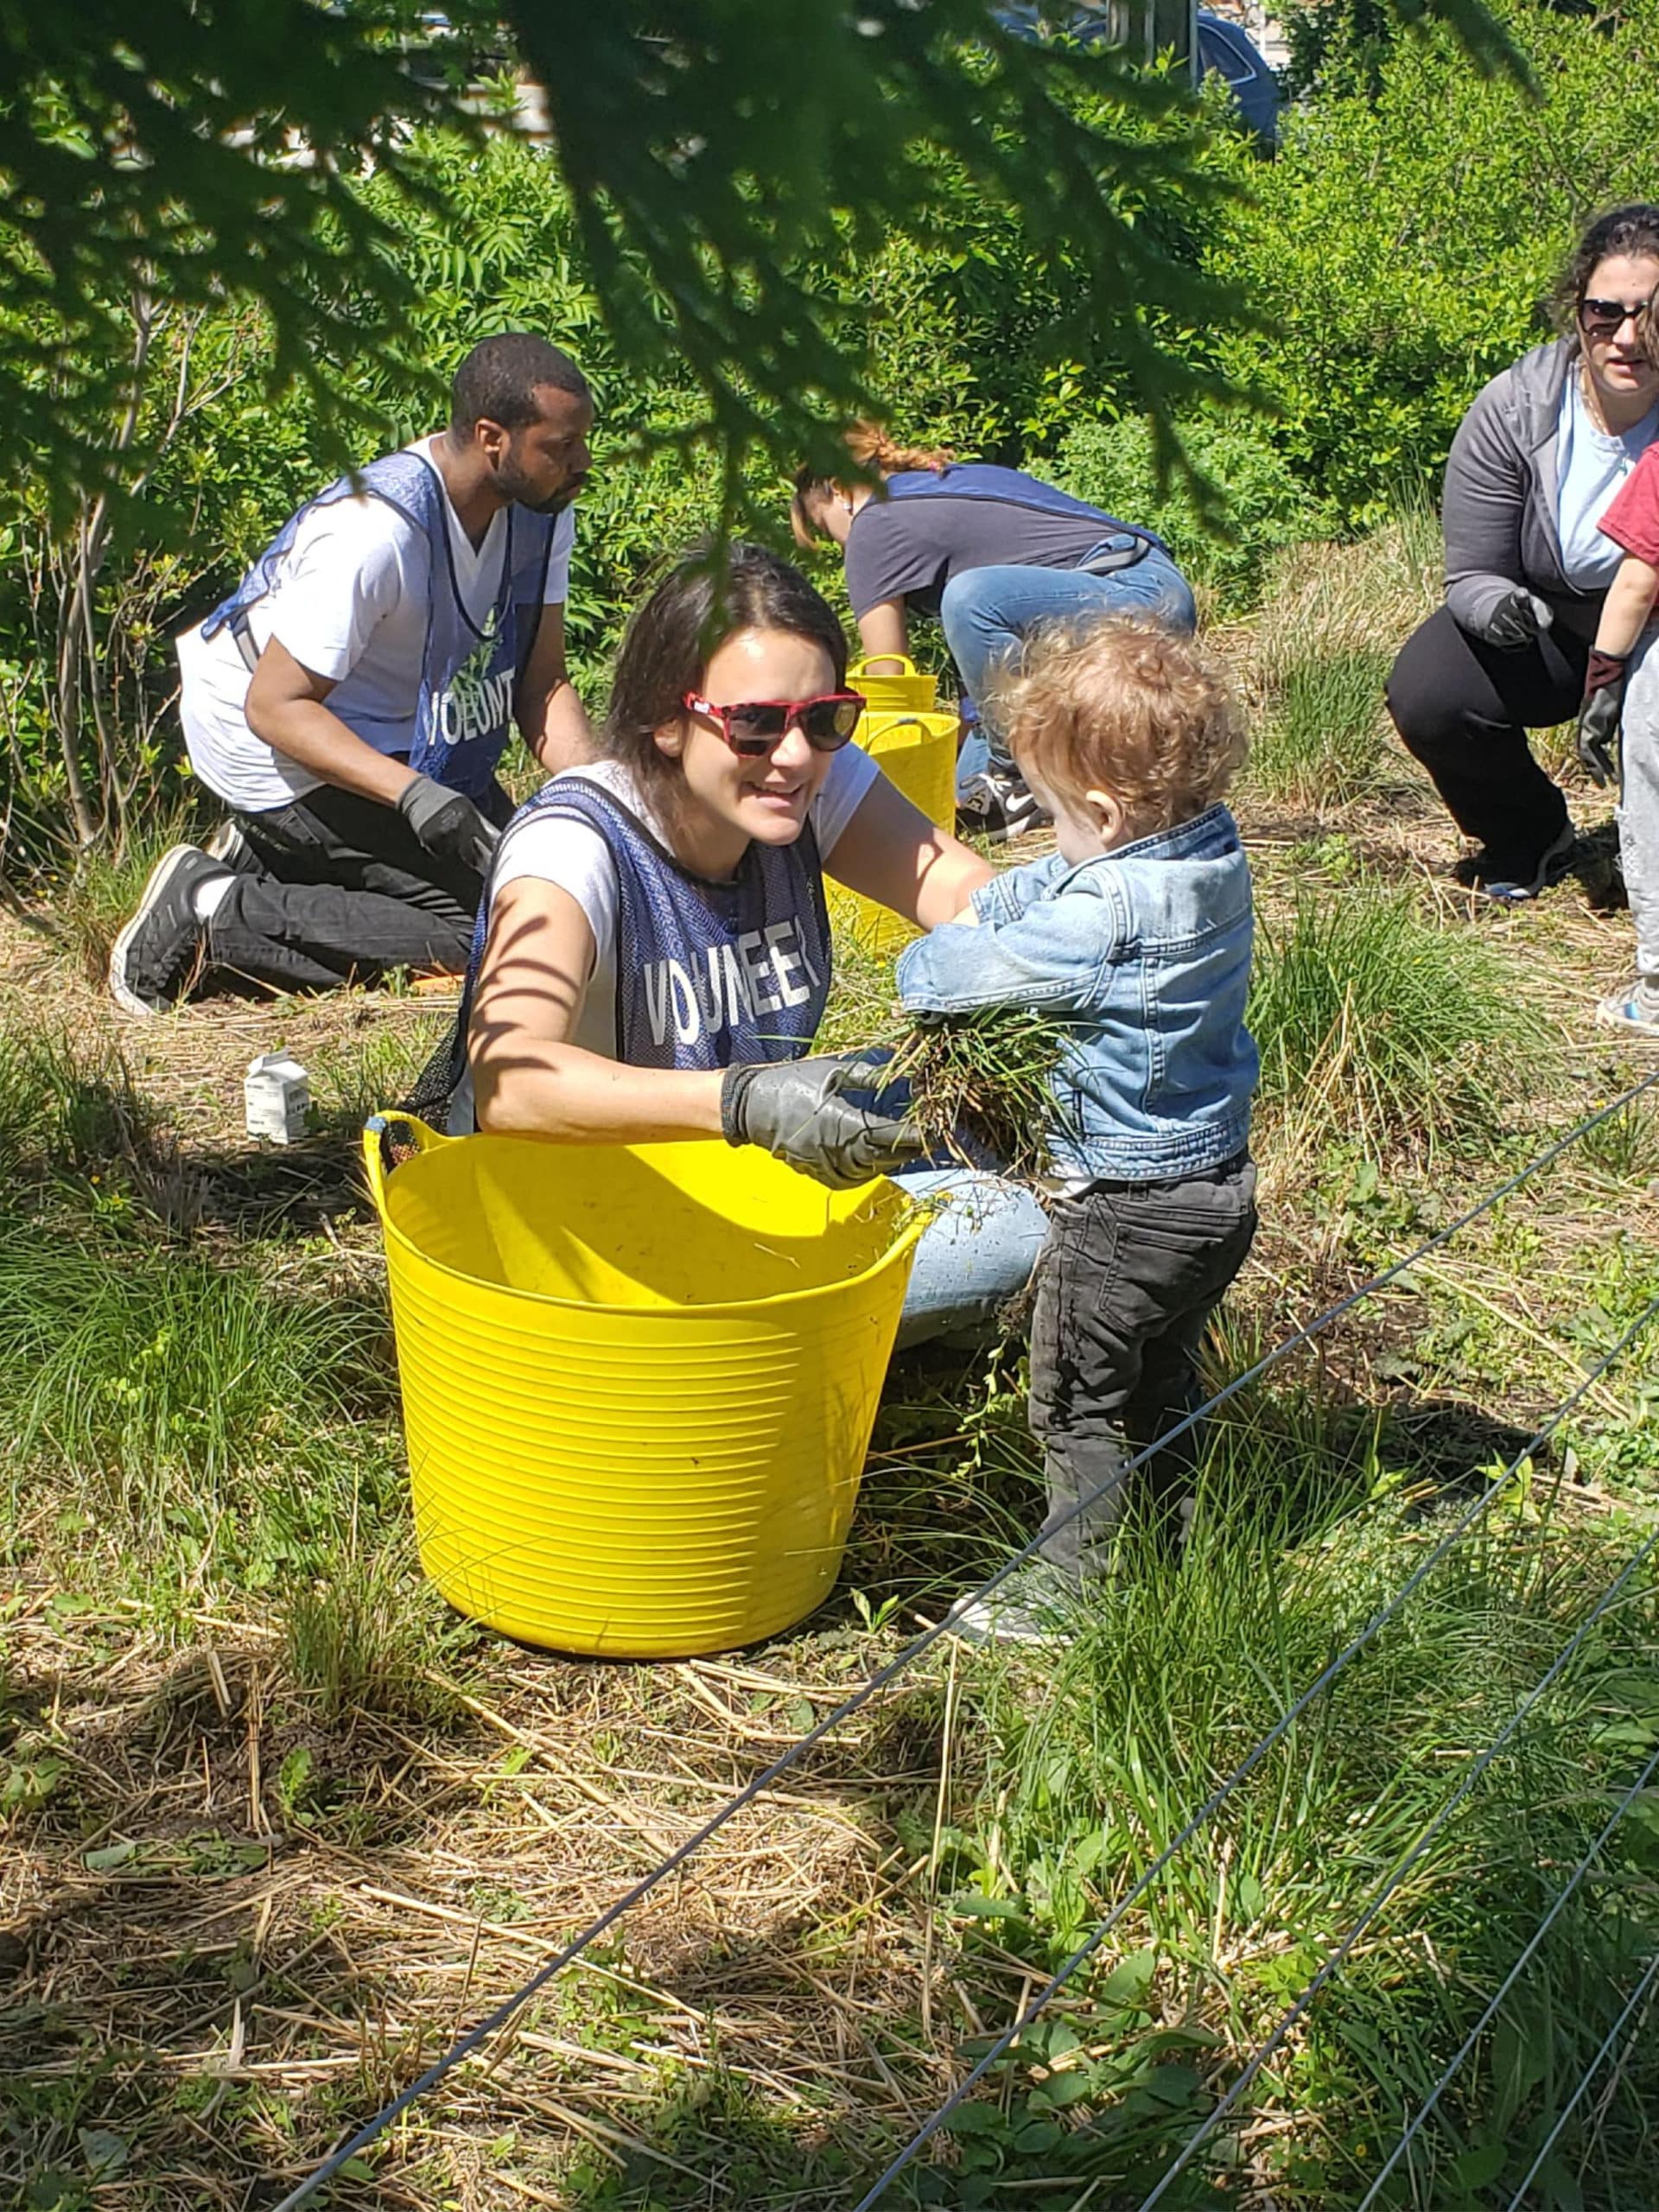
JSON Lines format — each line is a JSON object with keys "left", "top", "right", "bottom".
{"left": 1554, "top": 204, "right": 1659, "bottom": 333}
{"left": 601, "top": 541, "right": 849, "bottom": 785}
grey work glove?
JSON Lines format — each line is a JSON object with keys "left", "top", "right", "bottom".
{"left": 1577, "top": 649, "right": 1630, "bottom": 788}
{"left": 721, "top": 1052, "right": 925, "bottom": 1191}
{"left": 1484, "top": 588, "right": 1555, "bottom": 651}
{"left": 397, "top": 772, "right": 499, "bottom": 877}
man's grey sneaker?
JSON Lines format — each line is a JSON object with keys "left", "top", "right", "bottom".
{"left": 1456, "top": 823, "right": 1577, "bottom": 904}
{"left": 107, "top": 845, "right": 228, "bottom": 1016}
{"left": 1595, "top": 978, "right": 1659, "bottom": 1039}
{"left": 944, "top": 1563, "right": 1079, "bottom": 1647}
{"left": 955, "top": 765, "right": 1046, "bottom": 846}
{"left": 204, "top": 817, "right": 257, "bottom": 873}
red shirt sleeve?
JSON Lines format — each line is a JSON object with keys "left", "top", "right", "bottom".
{"left": 1599, "top": 445, "right": 1659, "bottom": 566}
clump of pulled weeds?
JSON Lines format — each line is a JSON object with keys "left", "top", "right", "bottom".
{"left": 887, "top": 1006, "right": 1072, "bottom": 1180}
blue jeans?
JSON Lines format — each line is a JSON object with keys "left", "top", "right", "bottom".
{"left": 944, "top": 548, "right": 1198, "bottom": 786}
{"left": 893, "top": 1165, "right": 1050, "bottom": 1351}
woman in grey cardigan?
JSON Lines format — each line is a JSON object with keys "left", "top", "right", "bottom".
{"left": 1388, "top": 207, "right": 1659, "bottom": 900}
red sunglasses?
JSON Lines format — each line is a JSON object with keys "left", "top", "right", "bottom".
{"left": 683, "top": 690, "right": 866, "bottom": 758}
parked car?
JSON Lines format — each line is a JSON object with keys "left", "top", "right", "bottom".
{"left": 996, "top": 4, "right": 1281, "bottom": 143}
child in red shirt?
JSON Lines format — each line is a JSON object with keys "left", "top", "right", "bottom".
{"left": 1580, "top": 425, "right": 1659, "bottom": 1033}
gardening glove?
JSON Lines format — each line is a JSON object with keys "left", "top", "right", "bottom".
{"left": 396, "top": 773, "right": 499, "bottom": 878}
{"left": 1484, "top": 588, "right": 1555, "bottom": 650}
{"left": 1576, "top": 649, "right": 1630, "bottom": 789}
{"left": 721, "top": 1052, "right": 925, "bottom": 1191}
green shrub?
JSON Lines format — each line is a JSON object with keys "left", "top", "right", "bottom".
{"left": 1201, "top": 0, "right": 1659, "bottom": 526}
{"left": 1058, "top": 409, "right": 1332, "bottom": 611}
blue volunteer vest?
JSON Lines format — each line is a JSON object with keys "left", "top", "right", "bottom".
{"left": 464, "top": 774, "right": 834, "bottom": 1072}
{"left": 883, "top": 462, "right": 1165, "bottom": 563}
{"left": 202, "top": 449, "right": 557, "bottom": 799}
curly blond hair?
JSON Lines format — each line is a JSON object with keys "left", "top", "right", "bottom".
{"left": 994, "top": 617, "right": 1247, "bottom": 838}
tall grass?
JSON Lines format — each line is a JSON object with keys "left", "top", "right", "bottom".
{"left": 950, "top": 1484, "right": 1659, "bottom": 2206}
{"left": 0, "top": 1220, "right": 391, "bottom": 1548}
{"left": 1249, "top": 886, "right": 1549, "bottom": 1156}
{"left": 1247, "top": 644, "right": 1394, "bottom": 811}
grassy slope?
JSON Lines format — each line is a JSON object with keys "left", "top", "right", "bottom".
{"left": 3, "top": 518, "right": 1659, "bottom": 2212}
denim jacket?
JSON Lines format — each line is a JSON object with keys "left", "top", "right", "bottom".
{"left": 894, "top": 803, "right": 1257, "bottom": 1183}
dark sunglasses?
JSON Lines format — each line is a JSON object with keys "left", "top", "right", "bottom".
{"left": 1579, "top": 296, "right": 1654, "bottom": 340}
{"left": 683, "top": 690, "right": 866, "bottom": 758}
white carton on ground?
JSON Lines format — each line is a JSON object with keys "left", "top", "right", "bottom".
{"left": 245, "top": 1052, "right": 310, "bottom": 1145}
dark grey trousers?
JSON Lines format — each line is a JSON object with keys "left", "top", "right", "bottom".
{"left": 205, "top": 779, "right": 512, "bottom": 995}
{"left": 1029, "top": 1154, "right": 1258, "bottom": 1579}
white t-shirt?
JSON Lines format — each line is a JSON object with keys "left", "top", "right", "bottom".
{"left": 487, "top": 752, "right": 880, "bottom": 1059}
{"left": 1556, "top": 378, "right": 1659, "bottom": 593}
{"left": 176, "top": 435, "right": 575, "bottom": 811}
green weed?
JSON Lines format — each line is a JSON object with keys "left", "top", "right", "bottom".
{"left": 950, "top": 1490, "right": 1659, "bottom": 2206}
{"left": 0, "top": 1020, "right": 159, "bottom": 1194}
{"left": 283, "top": 1544, "right": 474, "bottom": 1728}
{"left": 303, "top": 1012, "right": 457, "bottom": 1137}
{"left": 1249, "top": 886, "right": 1549, "bottom": 1155}
{"left": 48, "top": 804, "right": 219, "bottom": 983}
{"left": 1578, "top": 1092, "right": 1659, "bottom": 1184}
{"left": 1248, "top": 644, "right": 1394, "bottom": 811}
{"left": 888, "top": 1004, "right": 1070, "bottom": 1178}
{"left": 0, "top": 1221, "right": 390, "bottom": 1551}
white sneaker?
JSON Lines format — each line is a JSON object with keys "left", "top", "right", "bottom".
{"left": 1595, "top": 979, "right": 1659, "bottom": 1038}
{"left": 944, "top": 1565, "right": 1077, "bottom": 1646}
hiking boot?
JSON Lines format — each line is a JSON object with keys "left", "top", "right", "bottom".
{"left": 944, "top": 1563, "right": 1080, "bottom": 1647}
{"left": 107, "top": 845, "right": 229, "bottom": 1016}
{"left": 956, "top": 763, "right": 1046, "bottom": 846}
{"left": 1595, "top": 978, "right": 1659, "bottom": 1039}
{"left": 204, "top": 817, "right": 258, "bottom": 873}
{"left": 1454, "top": 823, "right": 1577, "bottom": 904}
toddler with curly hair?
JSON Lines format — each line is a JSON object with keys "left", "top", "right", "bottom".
{"left": 896, "top": 616, "right": 1260, "bottom": 1637}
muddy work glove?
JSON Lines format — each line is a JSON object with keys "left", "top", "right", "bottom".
{"left": 397, "top": 773, "right": 499, "bottom": 878}
{"left": 1577, "top": 650, "right": 1630, "bottom": 789}
{"left": 1484, "top": 588, "right": 1556, "bottom": 650}
{"left": 721, "top": 1053, "right": 924, "bottom": 1191}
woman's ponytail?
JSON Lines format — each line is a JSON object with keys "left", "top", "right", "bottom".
{"left": 842, "top": 420, "right": 956, "bottom": 475}
{"left": 791, "top": 421, "right": 956, "bottom": 545}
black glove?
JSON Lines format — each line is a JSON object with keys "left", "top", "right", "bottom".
{"left": 397, "top": 773, "right": 499, "bottom": 877}
{"left": 1576, "top": 649, "right": 1630, "bottom": 788}
{"left": 1484, "top": 588, "right": 1555, "bottom": 650}
{"left": 721, "top": 1052, "right": 925, "bottom": 1191}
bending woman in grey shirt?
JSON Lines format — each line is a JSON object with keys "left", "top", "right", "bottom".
{"left": 1387, "top": 205, "right": 1659, "bottom": 901}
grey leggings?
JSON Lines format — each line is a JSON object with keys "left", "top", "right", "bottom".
{"left": 1620, "top": 635, "right": 1659, "bottom": 981}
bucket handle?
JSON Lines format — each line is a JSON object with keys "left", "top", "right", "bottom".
{"left": 849, "top": 652, "right": 921, "bottom": 680}
{"left": 362, "top": 1111, "right": 448, "bottom": 1216}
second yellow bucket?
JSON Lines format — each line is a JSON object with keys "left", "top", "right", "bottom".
{"left": 365, "top": 1119, "right": 923, "bottom": 1658}
{"left": 829, "top": 696, "right": 961, "bottom": 959}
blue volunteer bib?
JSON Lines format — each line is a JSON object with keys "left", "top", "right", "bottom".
{"left": 203, "top": 449, "right": 558, "bottom": 799}
{"left": 466, "top": 773, "right": 833, "bottom": 1072}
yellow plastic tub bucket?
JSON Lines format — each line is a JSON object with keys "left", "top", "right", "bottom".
{"left": 849, "top": 652, "right": 940, "bottom": 714}
{"left": 364, "top": 1117, "right": 924, "bottom": 1659}
{"left": 828, "top": 705, "right": 961, "bottom": 959}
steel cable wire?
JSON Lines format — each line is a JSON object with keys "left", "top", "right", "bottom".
{"left": 1354, "top": 1738, "right": 1659, "bottom": 2209}
{"left": 1503, "top": 1950, "right": 1659, "bottom": 2208}
{"left": 270, "top": 1069, "right": 1659, "bottom": 2212}
{"left": 1132, "top": 1522, "right": 1659, "bottom": 2208}
{"left": 845, "top": 1289, "right": 1659, "bottom": 2212}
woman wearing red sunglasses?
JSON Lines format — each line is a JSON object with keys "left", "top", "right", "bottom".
{"left": 440, "top": 540, "right": 1049, "bottom": 1344}
{"left": 1388, "top": 205, "right": 1659, "bottom": 902}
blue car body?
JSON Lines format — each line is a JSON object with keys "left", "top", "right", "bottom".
{"left": 996, "top": 3, "right": 1282, "bottom": 143}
